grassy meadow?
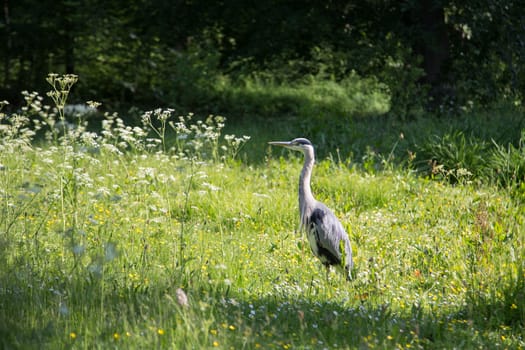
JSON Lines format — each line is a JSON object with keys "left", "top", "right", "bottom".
{"left": 1, "top": 75, "right": 524, "bottom": 349}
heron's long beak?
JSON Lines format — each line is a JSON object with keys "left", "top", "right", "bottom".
{"left": 268, "top": 141, "right": 293, "bottom": 148}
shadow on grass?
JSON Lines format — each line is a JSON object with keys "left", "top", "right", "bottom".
{"left": 0, "top": 245, "right": 56, "bottom": 348}
{"left": 209, "top": 287, "right": 524, "bottom": 349}
{"left": 1, "top": 259, "right": 524, "bottom": 349}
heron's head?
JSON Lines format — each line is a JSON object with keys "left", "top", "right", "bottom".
{"left": 268, "top": 138, "right": 314, "bottom": 153}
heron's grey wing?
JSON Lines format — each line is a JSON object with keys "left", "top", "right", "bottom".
{"left": 310, "top": 204, "right": 348, "bottom": 265}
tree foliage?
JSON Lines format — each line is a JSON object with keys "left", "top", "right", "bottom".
{"left": 1, "top": 0, "right": 524, "bottom": 115}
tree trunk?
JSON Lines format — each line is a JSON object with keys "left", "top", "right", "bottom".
{"left": 63, "top": 0, "right": 75, "bottom": 74}
{"left": 414, "top": 0, "right": 452, "bottom": 106}
{"left": 3, "top": 0, "right": 10, "bottom": 85}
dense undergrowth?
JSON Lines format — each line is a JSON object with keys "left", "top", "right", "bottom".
{"left": 0, "top": 75, "right": 524, "bottom": 349}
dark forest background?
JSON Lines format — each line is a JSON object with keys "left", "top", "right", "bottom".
{"left": 1, "top": 0, "right": 524, "bottom": 119}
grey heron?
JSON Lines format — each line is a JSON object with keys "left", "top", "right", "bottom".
{"left": 269, "top": 138, "right": 353, "bottom": 281}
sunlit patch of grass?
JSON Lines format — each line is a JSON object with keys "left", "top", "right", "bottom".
{"left": 0, "top": 74, "right": 523, "bottom": 349}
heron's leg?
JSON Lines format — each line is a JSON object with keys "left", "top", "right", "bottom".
{"left": 345, "top": 266, "right": 352, "bottom": 282}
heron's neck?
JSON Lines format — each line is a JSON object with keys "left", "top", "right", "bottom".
{"left": 299, "top": 148, "right": 315, "bottom": 214}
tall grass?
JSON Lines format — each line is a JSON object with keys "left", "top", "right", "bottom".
{"left": 0, "top": 75, "right": 524, "bottom": 349}
{"left": 168, "top": 68, "right": 391, "bottom": 120}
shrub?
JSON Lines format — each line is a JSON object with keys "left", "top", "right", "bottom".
{"left": 417, "top": 130, "right": 488, "bottom": 183}
{"left": 489, "top": 130, "right": 525, "bottom": 191}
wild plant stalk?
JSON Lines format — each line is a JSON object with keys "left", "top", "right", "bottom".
{"left": 46, "top": 74, "right": 78, "bottom": 146}
{"left": 46, "top": 74, "right": 81, "bottom": 267}
{"left": 223, "top": 134, "right": 251, "bottom": 162}
{"left": 142, "top": 108, "right": 173, "bottom": 153}
{"left": 0, "top": 101, "right": 8, "bottom": 236}
{"left": 169, "top": 113, "right": 193, "bottom": 157}
{"left": 382, "top": 133, "right": 404, "bottom": 170}
{"left": 178, "top": 157, "right": 196, "bottom": 270}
